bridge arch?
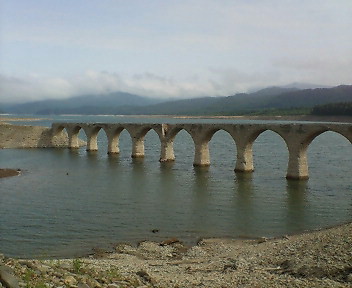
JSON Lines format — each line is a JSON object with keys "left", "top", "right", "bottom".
{"left": 124, "top": 124, "right": 163, "bottom": 158}
{"left": 232, "top": 126, "right": 290, "bottom": 174}
{"left": 82, "top": 125, "right": 104, "bottom": 151}
{"left": 159, "top": 126, "right": 194, "bottom": 163}
{"left": 252, "top": 129, "right": 289, "bottom": 178}
{"left": 307, "top": 130, "right": 352, "bottom": 179}
{"left": 103, "top": 126, "right": 125, "bottom": 154}
{"left": 174, "top": 128, "right": 195, "bottom": 166}
{"left": 64, "top": 124, "right": 85, "bottom": 149}
{"left": 51, "top": 122, "right": 352, "bottom": 180}
{"left": 209, "top": 129, "right": 237, "bottom": 170}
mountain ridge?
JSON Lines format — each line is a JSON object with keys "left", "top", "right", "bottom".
{"left": 1, "top": 85, "right": 351, "bottom": 116}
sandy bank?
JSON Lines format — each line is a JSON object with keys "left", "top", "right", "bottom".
{"left": 1, "top": 222, "right": 351, "bottom": 287}
{"left": 0, "top": 168, "right": 20, "bottom": 178}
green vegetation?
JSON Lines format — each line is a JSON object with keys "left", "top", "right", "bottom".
{"left": 245, "top": 107, "right": 311, "bottom": 116}
{"left": 72, "top": 258, "right": 84, "bottom": 274}
{"left": 311, "top": 102, "right": 352, "bottom": 116}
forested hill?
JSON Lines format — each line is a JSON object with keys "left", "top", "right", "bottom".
{"left": 2, "top": 85, "right": 352, "bottom": 115}
{"left": 128, "top": 85, "right": 352, "bottom": 115}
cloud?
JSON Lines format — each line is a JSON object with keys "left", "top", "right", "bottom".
{"left": 1, "top": 1, "right": 351, "bottom": 104}
{"left": 1, "top": 69, "right": 283, "bottom": 103}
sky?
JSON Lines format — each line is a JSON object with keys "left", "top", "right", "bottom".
{"left": 0, "top": 0, "right": 352, "bottom": 103}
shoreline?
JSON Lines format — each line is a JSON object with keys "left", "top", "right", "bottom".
{"left": 1, "top": 114, "right": 352, "bottom": 123}
{"left": 1, "top": 222, "right": 351, "bottom": 287}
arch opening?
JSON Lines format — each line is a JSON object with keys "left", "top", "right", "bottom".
{"left": 143, "top": 128, "right": 161, "bottom": 161}
{"left": 307, "top": 131, "right": 352, "bottom": 180}
{"left": 252, "top": 130, "right": 289, "bottom": 178}
{"left": 173, "top": 128, "right": 195, "bottom": 166}
{"left": 209, "top": 129, "right": 237, "bottom": 171}
{"left": 116, "top": 129, "right": 132, "bottom": 159}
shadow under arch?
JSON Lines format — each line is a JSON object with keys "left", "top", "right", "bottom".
{"left": 252, "top": 129, "right": 289, "bottom": 178}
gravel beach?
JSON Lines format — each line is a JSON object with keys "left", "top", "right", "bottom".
{"left": 1, "top": 222, "right": 351, "bottom": 288}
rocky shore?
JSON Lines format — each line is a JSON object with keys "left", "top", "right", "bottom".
{"left": 1, "top": 222, "right": 351, "bottom": 288}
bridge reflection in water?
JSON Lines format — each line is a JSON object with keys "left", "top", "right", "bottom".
{"left": 51, "top": 122, "right": 352, "bottom": 180}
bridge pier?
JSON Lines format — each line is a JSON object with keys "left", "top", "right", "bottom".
{"left": 234, "top": 141, "right": 254, "bottom": 173}
{"left": 107, "top": 135, "right": 120, "bottom": 154}
{"left": 66, "top": 127, "right": 80, "bottom": 149}
{"left": 286, "top": 150, "right": 309, "bottom": 180}
{"left": 85, "top": 129, "right": 99, "bottom": 151}
{"left": 193, "top": 141, "right": 210, "bottom": 166}
{"left": 159, "top": 140, "right": 175, "bottom": 162}
{"left": 131, "top": 137, "right": 145, "bottom": 158}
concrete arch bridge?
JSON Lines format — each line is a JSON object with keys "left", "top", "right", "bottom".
{"left": 51, "top": 122, "right": 352, "bottom": 180}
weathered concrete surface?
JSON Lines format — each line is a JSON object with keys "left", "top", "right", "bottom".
{"left": 52, "top": 122, "right": 352, "bottom": 180}
{"left": 0, "top": 123, "right": 84, "bottom": 149}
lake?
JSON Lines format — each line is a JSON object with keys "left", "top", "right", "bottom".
{"left": 0, "top": 115, "right": 351, "bottom": 258}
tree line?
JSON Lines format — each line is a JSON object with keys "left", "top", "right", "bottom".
{"left": 311, "top": 102, "right": 352, "bottom": 116}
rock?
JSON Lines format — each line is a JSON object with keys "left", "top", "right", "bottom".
{"left": 17, "top": 261, "right": 37, "bottom": 270}
{"left": 0, "top": 265, "right": 20, "bottom": 288}
{"left": 136, "top": 270, "right": 155, "bottom": 284}
{"left": 86, "top": 279, "right": 101, "bottom": 288}
{"left": 280, "top": 259, "right": 295, "bottom": 271}
{"left": 346, "top": 273, "right": 352, "bottom": 283}
{"left": 160, "top": 238, "right": 180, "bottom": 246}
{"left": 223, "top": 259, "right": 238, "bottom": 272}
{"left": 77, "top": 283, "right": 91, "bottom": 288}
{"left": 36, "top": 264, "right": 51, "bottom": 274}
{"left": 257, "top": 237, "right": 267, "bottom": 243}
{"left": 64, "top": 275, "right": 78, "bottom": 286}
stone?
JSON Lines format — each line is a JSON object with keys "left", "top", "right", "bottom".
{"left": 257, "top": 237, "right": 267, "bottom": 243}
{"left": 160, "top": 238, "right": 180, "bottom": 246}
{"left": 0, "top": 265, "right": 20, "bottom": 288}
{"left": 136, "top": 270, "right": 155, "bottom": 284}
{"left": 77, "top": 283, "right": 91, "bottom": 288}
{"left": 36, "top": 264, "right": 51, "bottom": 274}
{"left": 18, "top": 261, "right": 36, "bottom": 270}
{"left": 223, "top": 259, "right": 238, "bottom": 272}
{"left": 64, "top": 275, "right": 78, "bottom": 286}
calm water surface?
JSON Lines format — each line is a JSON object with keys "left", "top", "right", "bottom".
{"left": 0, "top": 115, "right": 351, "bottom": 258}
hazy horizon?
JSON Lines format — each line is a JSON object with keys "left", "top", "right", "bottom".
{"left": 1, "top": 1, "right": 351, "bottom": 103}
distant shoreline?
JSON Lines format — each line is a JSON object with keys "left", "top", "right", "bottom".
{"left": 1, "top": 114, "right": 352, "bottom": 123}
